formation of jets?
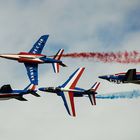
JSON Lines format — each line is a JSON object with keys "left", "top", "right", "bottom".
{"left": 0, "top": 34, "right": 138, "bottom": 117}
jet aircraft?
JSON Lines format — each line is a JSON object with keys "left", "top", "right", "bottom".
{"left": 99, "top": 69, "right": 140, "bottom": 84}
{"left": 39, "top": 67, "right": 100, "bottom": 117}
{"left": 0, "top": 35, "right": 66, "bottom": 85}
{"left": 0, "top": 83, "right": 39, "bottom": 101}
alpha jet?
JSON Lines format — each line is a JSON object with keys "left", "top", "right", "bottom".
{"left": 0, "top": 35, "right": 66, "bottom": 85}
{"left": 99, "top": 69, "right": 140, "bottom": 84}
{"left": 0, "top": 83, "right": 39, "bottom": 101}
{"left": 39, "top": 68, "right": 100, "bottom": 117}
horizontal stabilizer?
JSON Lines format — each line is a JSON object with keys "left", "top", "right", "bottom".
{"left": 30, "top": 92, "right": 40, "bottom": 97}
{"left": 88, "top": 82, "right": 100, "bottom": 106}
{"left": 88, "top": 94, "right": 96, "bottom": 105}
{"left": 15, "top": 96, "right": 28, "bottom": 101}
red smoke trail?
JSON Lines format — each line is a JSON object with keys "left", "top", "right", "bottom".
{"left": 63, "top": 51, "right": 140, "bottom": 64}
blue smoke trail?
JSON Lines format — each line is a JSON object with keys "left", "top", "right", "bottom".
{"left": 96, "top": 90, "right": 140, "bottom": 99}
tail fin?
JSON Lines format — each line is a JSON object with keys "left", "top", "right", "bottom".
{"left": 124, "top": 69, "right": 136, "bottom": 81}
{"left": 24, "top": 84, "right": 40, "bottom": 97}
{"left": 90, "top": 82, "right": 100, "bottom": 92}
{"left": 0, "top": 85, "right": 13, "bottom": 93}
{"left": 52, "top": 49, "right": 66, "bottom": 73}
{"left": 88, "top": 82, "right": 100, "bottom": 106}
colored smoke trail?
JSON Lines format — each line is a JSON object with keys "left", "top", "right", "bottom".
{"left": 96, "top": 90, "right": 140, "bottom": 99}
{"left": 63, "top": 51, "right": 140, "bottom": 64}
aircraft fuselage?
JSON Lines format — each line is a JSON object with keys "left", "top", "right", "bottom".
{"left": 0, "top": 89, "right": 29, "bottom": 101}
{"left": 0, "top": 53, "right": 62, "bottom": 64}
{"left": 39, "top": 87, "right": 97, "bottom": 97}
{"left": 99, "top": 73, "right": 140, "bottom": 84}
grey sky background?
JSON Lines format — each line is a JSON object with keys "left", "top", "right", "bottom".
{"left": 0, "top": 0, "right": 140, "bottom": 140}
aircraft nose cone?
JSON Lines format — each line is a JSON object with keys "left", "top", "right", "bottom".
{"left": 98, "top": 75, "right": 108, "bottom": 80}
{"left": 0, "top": 54, "right": 6, "bottom": 57}
{"left": 39, "top": 87, "right": 46, "bottom": 92}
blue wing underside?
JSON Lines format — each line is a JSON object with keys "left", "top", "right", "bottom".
{"left": 59, "top": 91, "right": 71, "bottom": 115}
{"left": 29, "top": 35, "right": 49, "bottom": 54}
{"left": 24, "top": 63, "right": 38, "bottom": 85}
{"left": 24, "top": 35, "right": 49, "bottom": 85}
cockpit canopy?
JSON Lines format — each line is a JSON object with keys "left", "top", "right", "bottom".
{"left": 46, "top": 87, "right": 61, "bottom": 92}
{"left": 47, "top": 87, "right": 55, "bottom": 90}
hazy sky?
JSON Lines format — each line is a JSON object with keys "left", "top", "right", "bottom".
{"left": 0, "top": 0, "right": 140, "bottom": 140}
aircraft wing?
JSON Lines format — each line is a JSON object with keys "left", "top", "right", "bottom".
{"left": 24, "top": 63, "right": 38, "bottom": 85}
{"left": 60, "top": 67, "right": 85, "bottom": 89}
{"left": 60, "top": 91, "right": 76, "bottom": 117}
{"left": 15, "top": 96, "right": 28, "bottom": 101}
{"left": 58, "top": 67, "right": 85, "bottom": 117}
{"left": 29, "top": 35, "right": 49, "bottom": 54}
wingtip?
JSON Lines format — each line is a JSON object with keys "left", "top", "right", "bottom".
{"left": 41, "top": 34, "right": 49, "bottom": 38}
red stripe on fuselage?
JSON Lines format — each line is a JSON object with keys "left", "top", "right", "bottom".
{"left": 115, "top": 72, "right": 126, "bottom": 76}
{"left": 18, "top": 52, "right": 45, "bottom": 57}
{"left": 0, "top": 94, "right": 18, "bottom": 98}
{"left": 18, "top": 58, "right": 43, "bottom": 64}
{"left": 115, "top": 72, "right": 140, "bottom": 76}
